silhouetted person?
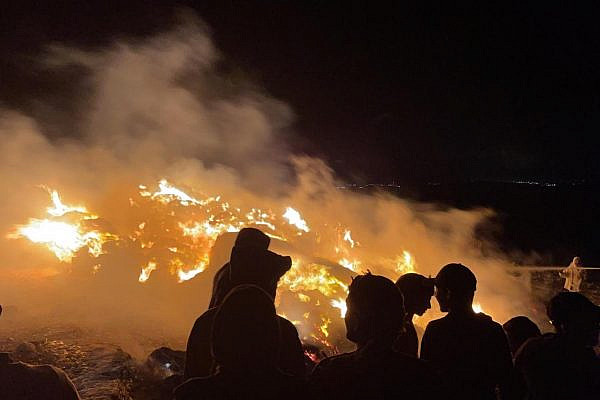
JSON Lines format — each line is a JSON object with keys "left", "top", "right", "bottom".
{"left": 0, "top": 305, "right": 81, "bottom": 400}
{"left": 175, "top": 285, "right": 306, "bottom": 400}
{"left": 420, "top": 263, "right": 512, "bottom": 400}
{"left": 513, "top": 292, "right": 600, "bottom": 399}
{"left": 394, "top": 273, "right": 434, "bottom": 357}
{"left": 208, "top": 228, "right": 271, "bottom": 308}
{"left": 184, "top": 228, "right": 305, "bottom": 379}
{"left": 311, "top": 273, "right": 440, "bottom": 400}
{"left": 503, "top": 316, "right": 541, "bottom": 356}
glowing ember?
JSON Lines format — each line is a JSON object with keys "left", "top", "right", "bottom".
{"left": 47, "top": 190, "right": 89, "bottom": 217}
{"left": 339, "top": 258, "right": 361, "bottom": 272}
{"left": 138, "top": 261, "right": 158, "bottom": 283}
{"left": 331, "top": 298, "right": 348, "bottom": 318}
{"left": 148, "top": 179, "right": 208, "bottom": 206}
{"left": 279, "top": 260, "right": 348, "bottom": 298}
{"left": 297, "top": 293, "right": 311, "bottom": 303}
{"left": 395, "top": 250, "right": 416, "bottom": 274}
{"left": 176, "top": 260, "right": 207, "bottom": 282}
{"left": 343, "top": 229, "right": 356, "bottom": 248}
{"left": 319, "top": 317, "right": 332, "bottom": 338}
{"left": 283, "top": 207, "right": 310, "bottom": 233}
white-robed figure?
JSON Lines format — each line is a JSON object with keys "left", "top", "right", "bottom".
{"left": 559, "top": 256, "right": 586, "bottom": 292}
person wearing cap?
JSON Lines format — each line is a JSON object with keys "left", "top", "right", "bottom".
{"left": 184, "top": 228, "right": 305, "bottom": 380}
{"left": 394, "top": 273, "right": 435, "bottom": 357}
{"left": 311, "top": 273, "right": 440, "bottom": 399}
{"left": 420, "top": 263, "right": 512, "bottom": 400}
{"left": 512, "top": 292, "right": 600, "bottom": 399}
{"left": 0, "top": 305, "right": 81, "bottom": 399}
{"left": 175, "top": 285, "right": 306, "bottom": 400}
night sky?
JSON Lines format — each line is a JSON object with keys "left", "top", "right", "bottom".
{"left": 2, "top": 1, "right": 599, "bottom": 184}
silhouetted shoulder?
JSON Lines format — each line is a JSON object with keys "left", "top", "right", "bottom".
{"left": 175, "top": 372, "right": 306, "bottom": 400}
{"left": 425, "top": 316, "right": 446, "bottom": 328}
{"left": 423, "top": 315, "right": 447, "bottom": 334}
{"left": 310, "top": 352, "right": 358, "bottom": 399}
{"left": 192, "top": 308, "right": 218, "bottom": 330}
{"left": 515, "top": 333, "right": 553, "bottom": 354}
{"left": 312, "top": 351, "right": 440, "bottom": 399}
{"left": 0, "top": 361, "right": 80, "bottom": 400}
{"left": 427, "top": 312, "right": 503, "bottom": 333}
{"left": 276, "top": 315, "right": 306, "bottom": 377}
{"left": 421, "top": 312, "right": 512, "bottom": 400}
{"left": 473, "top": 312, "right": 502, "bottom": 328}
{"left": 277, "top": 315, "right": 299, "bottom": 334}
{"left": 514, "top": 332, "right": 578, "bottom": 369}
{"left": 184, "top": 308, "right": 218, "bottom": 379}
{"left": 310, "top": 352, "right": 355, "bottom": 390}
{"left": 313, "top": 352, "right": 354, "bottom": 372}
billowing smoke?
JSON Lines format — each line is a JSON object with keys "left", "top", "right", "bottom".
{"left": 0, "top": 17, "right": 535, "bottom": 355}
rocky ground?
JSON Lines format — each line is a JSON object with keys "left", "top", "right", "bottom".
{"left": 0, "top": 324, "right": 184, "bottom": 400}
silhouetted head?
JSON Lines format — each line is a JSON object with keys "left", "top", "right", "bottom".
{"left": 395, "top": 273, "right": 434, "bottom": 316}
{"left": 217, "top": 228, "right": 291, "bottom": 301}
{"left": 229, "top": 247, "right": 291, "bottom": 299}
{"left": 211, "top": 285, "right": 280, "bottom": 371}
{"left": 435, "top": 263, "right": 477, "bottom": 313}
{"left": 547, "top": 292, "right": 600, "bottom": 346}
{"left": 209, "top": 228, "right": 273, "bottom": 308}
{"left": 503, "top": 316, "right": 541, "bottom": 355}
{"left": 235, "top": 227, "right": 271, "bottom": 250}
{"left": 345, "top": 273, "right": 405, "bottom": 346}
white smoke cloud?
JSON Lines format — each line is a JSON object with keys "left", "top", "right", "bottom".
{"left": 0, "top": 16, "right": 538, "bottom": 354}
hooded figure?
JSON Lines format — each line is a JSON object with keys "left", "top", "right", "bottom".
{"left": 560, "top": 256, "right": 585, "bottom": 292}
{"left": 184, "top": 229, "right": 304, "bottom": 379}
{"left": 209, "top": 228, "right": 272, "bottom": 308}
{"left": 175, "top": 286, "right": 306, "bottom": 400}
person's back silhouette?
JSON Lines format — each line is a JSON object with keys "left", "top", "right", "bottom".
{"left": 394, "top": 273, "right": 434, "bottom": 357}
{"left": 311, "top": 273, "right": 440, "bottom": 400}
{"left": 184, "top": 228, "right": 305, "bottom": 379}
{"left": 503, "top": 315, "right": 541, "bottom": 357}
{"left": 420, "top": 263, "right": 512, "bottom": 400}
{"left": 513, "top": 292, "right": 600, "bottom": 399}
{"left": 175, "top": 285, "right": 306, "bottom": 400}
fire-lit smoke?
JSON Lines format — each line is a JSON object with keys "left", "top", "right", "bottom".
{"left": 0, "top": 15, "right": 534, "bottom": 354}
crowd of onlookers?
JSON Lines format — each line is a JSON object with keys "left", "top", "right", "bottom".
{"left": 1, "top": 227, "right": 599, "bottom": 399}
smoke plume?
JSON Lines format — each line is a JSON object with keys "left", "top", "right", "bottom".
{"left": 0, "top": 17, "right": 535, "bottom": 354}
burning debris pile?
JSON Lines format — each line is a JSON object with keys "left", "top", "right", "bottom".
{"left": 0, "top": 16, "right": 537, "bottom": 400}
{"left": 7, "top": 180, "right": 419, "bottom": 350}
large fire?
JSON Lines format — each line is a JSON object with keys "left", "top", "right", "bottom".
{"left": 6, "top": 181, "right": 441, "bottom": 349}
{"left": 7, "top": 189, "right": 118, "bottom": 262}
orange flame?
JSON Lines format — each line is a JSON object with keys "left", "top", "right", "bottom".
{"left": 11, "top": 181, "right": 442, "bottom": 349}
